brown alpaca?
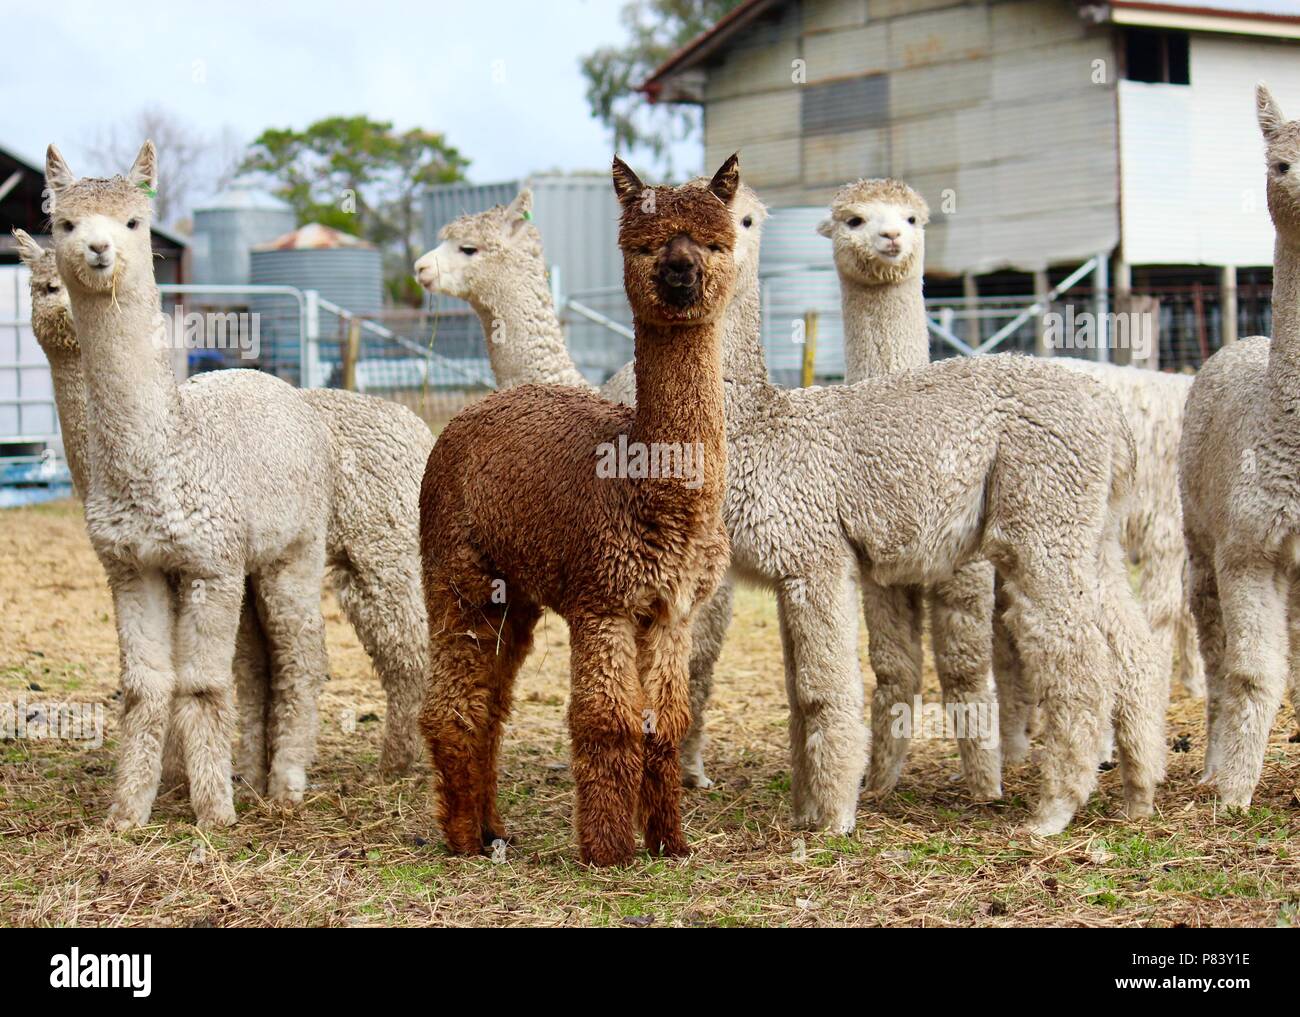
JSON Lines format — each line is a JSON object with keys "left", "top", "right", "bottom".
{"left": 417, "top": 156, "right": 738, "bottom": 866}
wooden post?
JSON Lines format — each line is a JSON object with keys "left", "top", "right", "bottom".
{"left": 963, "top": 272, "right": 979, "bottom": 348}
{"left": 342, "top": 317, "right": 362, "bottom": 392}
{"left": 1033, "top": 269, "right": 1052, "bottom": 357}
{"left": 1221, "top": 264, "right": 1238, "bottom": 347}
{"left": 801, "top": 311, "right": 818, "bottom": 388}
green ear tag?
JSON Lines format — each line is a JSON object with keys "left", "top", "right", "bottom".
{"left": 521, "top": 210, "right": 532, "bottom": 221}
{"left": 138, "top": 181, "right": 157, "bottom": 198}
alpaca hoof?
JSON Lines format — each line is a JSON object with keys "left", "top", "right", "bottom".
{"left": 106, "top": 800, "right": 151, "bottom": 831}
{"left": 968, "top": 780, "right": 1003, "bottom": 802}
{"left": 236, "top": 772, "right": 269, "bottom": 797}
{"left": 648, "top": 832, "right": 691, "bottom": 858}
{"left": 681, "top": 768, "right": 714, "bottom": 789}
{"left": 1001, "top": 742, "right": 1030, "bottom": 767}
{"left": 1123, "top": 795, "right": 1154, "bottom": 821}
{"left": 267, "top": 765, "right": 306, "bottom": 805}
{"left": 1217, "top": 787, "right": 1253, "bottom": 810}
{"left": 195, "top": 804, "right": 237, "bottom": 829}
{"left": 581, "top": 844, "right": 637, "bottom": 867}
{"left": 1197, "top": 766, "right": 1217, "bottom": 786}
{"left": 1022, "top": 801, "right": 1074, "bottom": 837}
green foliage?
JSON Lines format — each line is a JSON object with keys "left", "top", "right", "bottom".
{"left": 580, "top": 0, "right": 744, "bottom": 176}
{"left": 238, "top": 116, "right": 470, "bottom": 305}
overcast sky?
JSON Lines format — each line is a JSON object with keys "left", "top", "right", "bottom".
{"left": 1, "top": 0, "right": 694, "bottom": 195}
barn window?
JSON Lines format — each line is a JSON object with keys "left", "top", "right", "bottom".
{"left": 1123, "top": 28, "right": 1190, "bottom": 85}
{"left": 801, "top": 74, "right": 889, "bottom": 135}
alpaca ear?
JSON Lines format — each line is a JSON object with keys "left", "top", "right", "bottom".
{"left": 707, "top": 153, "right": 740, "bottom": 206}
{"left": 128, "top": 140, "right": 158, "bottom": 194}
{"left": 816, "top": 217, "right": 835, "bottom": 238}
{"left": 11, "top": 229, "right": 44, "bottom": 268}
{"left": 505, "top": 188, "right": 533, "bottom": 239}
{"left": 45, "top": 144, "right": 75, "bottom": 195}
{"left": 1257, "top": 83, "right": 1286, "bottom": 140}
{"left": 611, "top": 157, "right": 644, "bottom": 207}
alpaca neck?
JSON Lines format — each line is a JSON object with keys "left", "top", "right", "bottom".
{"left": 840, "top": 273, "right": 928, "bottom": 383}
{"left": 720, "top": 261, "right": 767, "bottom": 388}
{"left": 629, "top": 315, "right": 727, "bottom": 507}
{"left": 42, "top": 347, "right": 91, "bottom": 497}
{"left": 69, "top": 277, "right": 180, "bottom": 498}
{"left": 467, "top": 267, "right": 589, "bottom": 389}
{"left": 1267, "top": 234, "right": 1300, "bottom": 411}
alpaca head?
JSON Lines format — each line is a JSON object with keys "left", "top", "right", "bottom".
{"left": 817, "top": 178, "right": 928, "bottom": 286}
{"left": 613, "top": 154, "right": 739, "bottom": 326}
{"left": 12, "top": 229, "right": 77, "bottom": 356}
{"left": 1258, "top": 84, "right": 1300, "bottom": 236}
{"left": 414, "top": 190, "right": 544, "bottom": 302}
{"left": 685, "top": 178, "right": 767, "bottom": 279}
{"left": 44, "top": 141, "right": 156, "bottom": 297}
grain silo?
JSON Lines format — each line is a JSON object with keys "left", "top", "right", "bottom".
{"left": 250, "top": 224, "right": 384, "bottom": 384}
{"left": 191, "top": 182, "right": 296, "bottom": 286}
{"left": 759, "top": 207, "right": 844, "bottom": 385}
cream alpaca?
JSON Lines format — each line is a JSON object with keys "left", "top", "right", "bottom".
{"left": 1179, "top": 85, "right": 1300, "bottom": 807}
{"left": 722, "top": 201, "right": 1165, "bottom": 833}
{"left": 818, "top": 179, "right": 1000, "bottom": 796}
{"left": 46, "top": 142, "right": 334, "bottom": 828}
{"left": 13, "top": 232, "right": 432, "bottom": 786}
{"left": 413, "top": 188, "right": 745, "bottom": 787}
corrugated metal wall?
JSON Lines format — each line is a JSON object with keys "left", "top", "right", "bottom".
{"left": 700, "top": 0, "right": 1122, "bottom": 275}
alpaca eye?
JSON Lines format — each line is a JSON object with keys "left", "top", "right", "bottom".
{"left": 46, "top": 283, "right": 60, "bottom": 294}
{"left": 709, "top": 243, "right": 722, "bottom": 252}
{"left": 458, "top": 245, "right": 477, "bottom": 256}
{"left": 907, "top": 216, "right": 917, "bottom": 225}
{"left": 638, "top": 246, "right": 652, "bottom": 256}
{"left": 742, "top": 215, "right": 753, "bottom": 229}
{"left": 847, "top": 217, "right": 863, "bottom": 228}
{"left": 126, "top": 218, "right": 139, "bottom": 230}
{"left": 59, "top": 221, "right": 74, "bottom": 233}
{"left": 1280, "top": 162, "right": 1292, "bottom": 175}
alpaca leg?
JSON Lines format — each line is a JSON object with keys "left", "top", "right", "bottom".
{"left": 1002, "top": 574, "right": 1110, "bottom": 836}
{"left": 252, "top": 544, "right": 329, "bottom": 805}
{"left": 991, "top": 574, "right": 1033, "bottom": 765}
{"left": 480, "top": 602, "right": 540, "bottom": 843}
{"left": 1101, "top": 543, "right": 1167, "bottom": 819}
{"left": 1176, "top": 558, "right": 1206, "bottom": 698}
{"left": 334, "top": 559, "right": 428, "bottom": 777}
{"left": 1135, "top": 546, "right": 1182, "bottom": 705}
{"left": 680, "top": 579, "right": 732, "bottom": 789}
{"left": 930, "top": 562, "right": 1001, "bottom": 799}
{"left": 232, "top": 590, "right": 272, "bottom": 795}
{"left": 863, "top": 579, "right": 924, "bottom": 796}
{"left": 1186, "top": 539, "right": 1226, "bottom": 782}
{"left": 105, "top": 565, "right": 176, "bottom": 830}
{"left": 637, "top": 613, "right": 695, "bottom": 857}
{"left": 778, "top": 564, "right": 867, "bottom": 832}
{"left": 568, "top": 614, "right": 643, "bottom": 866}
{"left": 171, "top": 571, "right": 242, "bottom": 828}
{"left": 420, "top": 618, "right": 504, "bottom": 856}
{"left": 1212, "top": 561, "right": 1287, "bottom": 808}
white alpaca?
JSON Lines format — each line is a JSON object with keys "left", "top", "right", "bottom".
{"left": 820, "top": 180, "right": 1204, "bottom": 769}
{"left": 817, "top": 180, "right": 1000, "bottom": 796}
{"left": 13, "top": 230, "right": 433, "bottom": 786}
{"left": 1179, "top": 84, "right": 1300, "bottom": 807}
{"left": 423, "top": 181, "right": 1164, "bottom": 835}
{"left": 46, "top": 141, "right": 334, "bottom": 829}
{"left": 414, "top": 189, "right": 736, "bottom": 787}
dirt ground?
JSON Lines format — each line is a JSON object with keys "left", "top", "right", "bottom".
{"left": 1, "top": 500, "right": 1296, "bottom": 927}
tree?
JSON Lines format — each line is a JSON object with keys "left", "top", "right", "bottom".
{"left": 238, "top": 117, "right": 470, "bottom": 305}
{"left": 86, "top": 106, "right": 215, "bottom": 228}
{"left": 580, "top": 0, "right": 743, "bottom": 178}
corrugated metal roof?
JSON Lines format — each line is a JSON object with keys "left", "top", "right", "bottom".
{"left": 195, "top": 181, "right": 292, "bottom": 213}
{"left": 254, "top": 223, "right": 373, "bottom": 251}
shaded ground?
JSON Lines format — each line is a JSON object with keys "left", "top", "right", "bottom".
{"left": 0, "top": 501, "right": 1296, "bottom": 927}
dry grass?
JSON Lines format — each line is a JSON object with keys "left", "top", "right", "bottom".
{"left": 1, "top": 500, "right": 1296, "bottom": 927}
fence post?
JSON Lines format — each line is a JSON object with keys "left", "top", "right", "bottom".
{"left": 303, "top": 289, "right": 320, "bottom": 389}
{"left": 1094, "top": 251, "right": 1110, "bottom": 362}
{"left": 1221, "top": 265, "right": 1238, "bottom": 347}
{"left": 801, "top": 311, "right": 818, "bottom": 387}
{"left": 341, "top": 317, "right": 362, "bottom": 392}
{"left": 1033, "top": 269, "right": 1051, "bottom": 357}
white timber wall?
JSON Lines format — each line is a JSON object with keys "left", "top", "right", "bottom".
{"left": 1118, "top": 35, "right": 1300, "bottom": 267}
